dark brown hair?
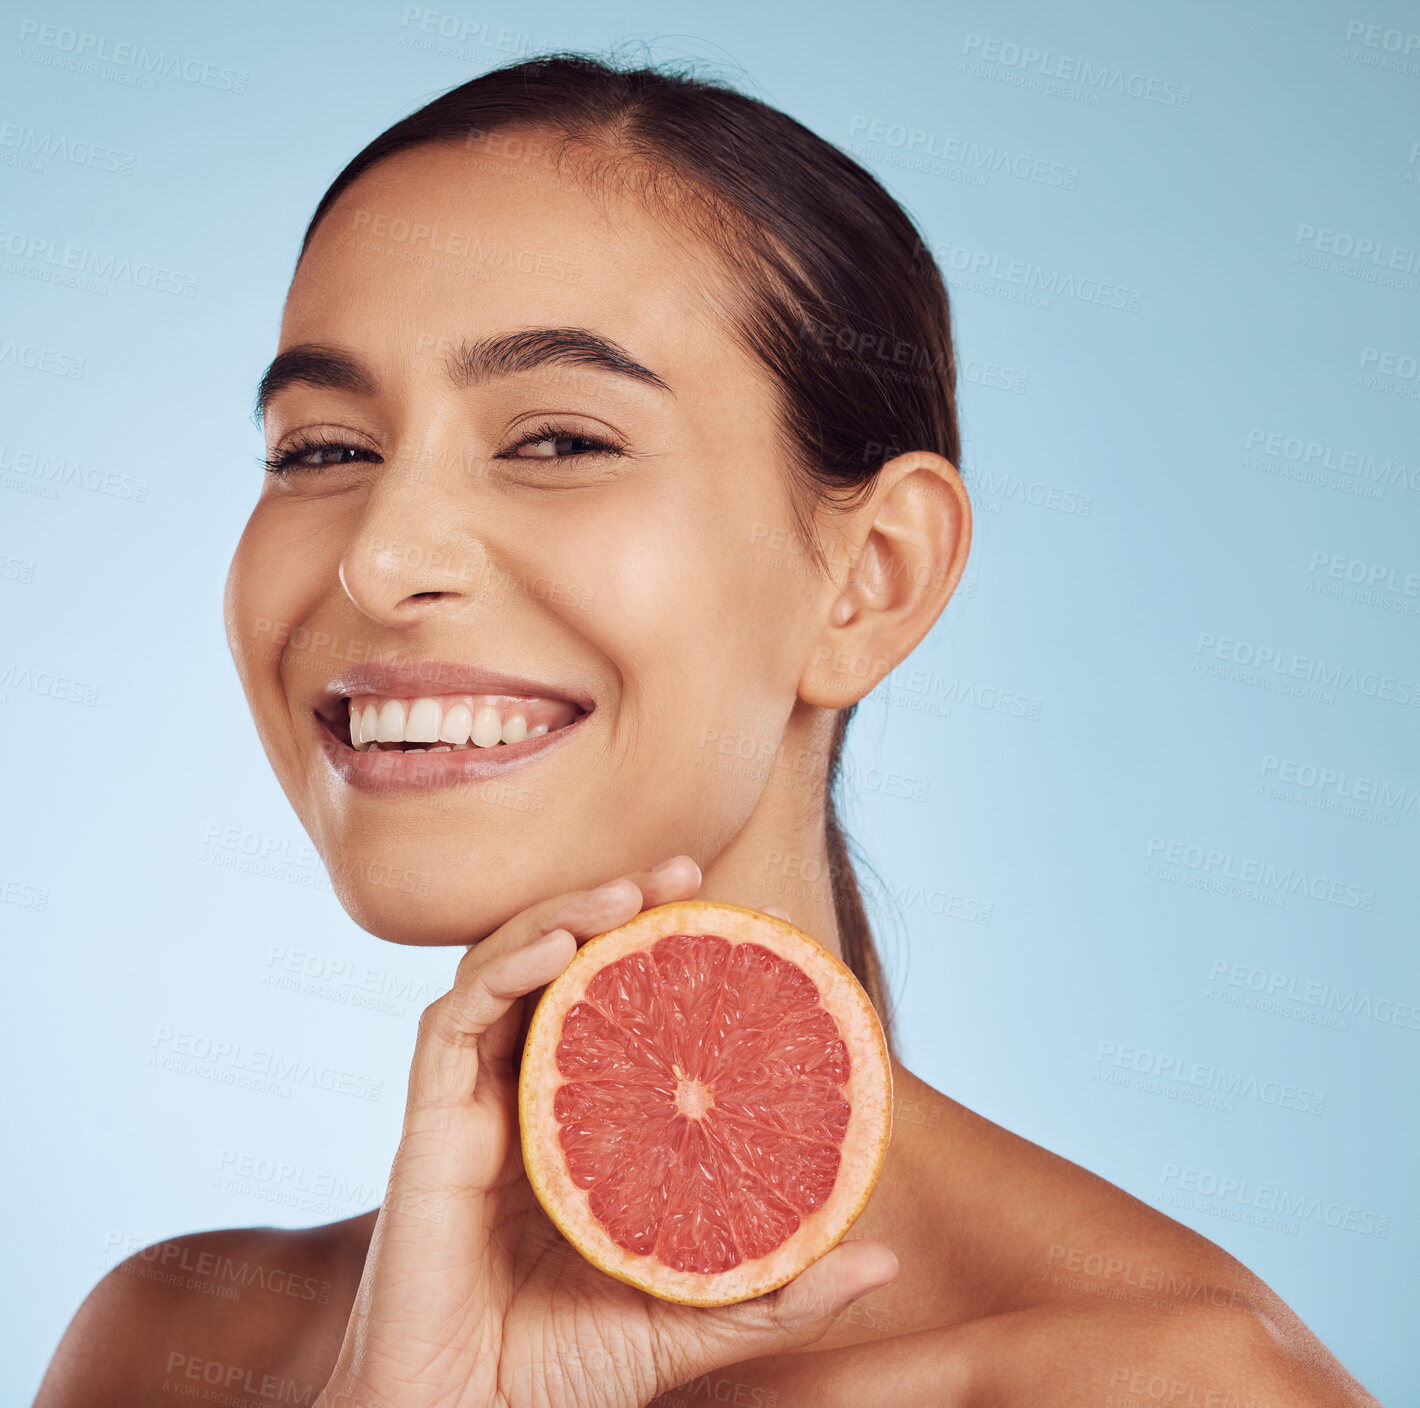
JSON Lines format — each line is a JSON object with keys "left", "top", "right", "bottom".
{"left": 297, "top": 52, "right": 962, "bottom": 1053}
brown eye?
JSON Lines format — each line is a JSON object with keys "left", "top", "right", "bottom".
{"left": 514, "top": 433, "right": 604, "bottom": 458}
{"left": 263, "top": 438, "right": 381, "bottom": 476}
{"left": 503, "top": 421, "right": 623, "bottom": 462}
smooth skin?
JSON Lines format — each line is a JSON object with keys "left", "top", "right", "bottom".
{"left": 34, "top": 136, "right": 1379, "bottom": 1407}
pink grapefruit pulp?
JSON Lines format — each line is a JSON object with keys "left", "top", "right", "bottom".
{"left": 518, "top": 901, "right": 893, "bottom": 1305}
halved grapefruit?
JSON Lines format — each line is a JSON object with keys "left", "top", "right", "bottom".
{"left": 518, "top": 900, "right": 893, "bottom": 1306}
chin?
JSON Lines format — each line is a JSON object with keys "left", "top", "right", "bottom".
{"left": 320, "top": 855, "right": 528, "bottom": 947}
{"left": 309, "top": 805, "right": 557, "bottom": 943}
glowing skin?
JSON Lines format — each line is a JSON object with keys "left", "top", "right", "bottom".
{"left": 224, "top": 138, "right": 965, "bottom": 957}
{"left": 35, "top": 131, "right": 1365, "bottom": 1408}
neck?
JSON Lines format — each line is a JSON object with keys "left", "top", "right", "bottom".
{"left": 691, "top": 703, "right": 844, "bottom": 963}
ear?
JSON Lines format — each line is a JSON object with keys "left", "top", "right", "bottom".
{"left": 798, "top": 452, "right": 971, "bottom": 708}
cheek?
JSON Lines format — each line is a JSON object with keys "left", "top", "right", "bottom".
{"left": 544, "top": 484, "right": 801, "bottom": 788}
{"left": 225, "top": 502, "right": 338, "bottom": 691}
{"left": 543, "top": 484, "right": 766, "bottom": 694}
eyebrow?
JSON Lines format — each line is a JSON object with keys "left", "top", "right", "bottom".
{"left": 252, "top": 326, "right": 673, "bottom": 425}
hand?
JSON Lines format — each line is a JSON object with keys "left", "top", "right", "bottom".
{"left": 317, "top": 857, "right": 899, "bottom": 1408}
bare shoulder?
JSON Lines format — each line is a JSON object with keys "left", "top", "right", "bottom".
{"left": 692, "top": 1068, "right": 1383, "bottom": 1407}
{"left": 905, "top": 1069, "right": 1381, "bottom": 1404}
{"left": 32, "top": 1211, "right": 374, "bottom": 1408}
{"left": 734, "top": 1295, "right": 1382, "bottom": 1408}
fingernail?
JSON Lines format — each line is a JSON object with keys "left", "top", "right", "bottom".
{"left": 651, "top": 855, "right": 684, "bottom": 873}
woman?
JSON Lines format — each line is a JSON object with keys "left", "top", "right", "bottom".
{"left": 35, "top": 52, "right": 1378, "bottom": 1408}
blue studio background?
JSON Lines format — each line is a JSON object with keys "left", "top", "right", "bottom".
{"left": 3, "top": 0, "right": 1416, "bottom": 1401}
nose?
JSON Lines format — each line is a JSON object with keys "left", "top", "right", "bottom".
{"left": 337, "top": 453, "right": 494, "bottom": 627}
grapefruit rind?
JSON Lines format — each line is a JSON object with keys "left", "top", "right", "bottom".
{"left": 518, "top": 900, "right": 893, "bottom": 1307}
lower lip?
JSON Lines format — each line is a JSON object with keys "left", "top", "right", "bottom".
{"left": 316, "top": 710, "right": 589, "bottom": 794}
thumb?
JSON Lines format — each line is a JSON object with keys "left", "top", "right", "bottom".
{"left": 652, "top": 1239, "right": 899, "bottom": 1388}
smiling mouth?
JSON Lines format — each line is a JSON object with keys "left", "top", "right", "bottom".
{"left": 327, "top": 692, "right": 586, "bottom": 752}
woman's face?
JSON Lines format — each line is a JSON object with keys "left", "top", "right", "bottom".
{"left": 225, "top": 136, "right": 838, "bottom": 944}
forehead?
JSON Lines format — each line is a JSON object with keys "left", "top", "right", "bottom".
{"left": 280, "top": 139, "right": 746, "bottom": 397}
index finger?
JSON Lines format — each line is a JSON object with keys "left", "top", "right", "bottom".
{"left": 452, "top": 854, "right": 705, "bottom": 1075}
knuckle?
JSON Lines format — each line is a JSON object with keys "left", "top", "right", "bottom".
{"left": 418, "top": 990, "right": 455, "bottom": 1034}
{"left": 415, "top": 995, "right": 444, "bottom": 1043}
{"left": 763, "top": 1279, "right": 841, "bottom": 1336}
{"left": 418, "top": 985, "right": 487, "bottom": 1048}
{"left": 444, "top": 977, "right": 500, "bottom": 1039}
{"left": 762, "top": 1287, "right": 807, "bottom": 1332}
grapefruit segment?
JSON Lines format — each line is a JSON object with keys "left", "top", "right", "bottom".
{"left": 554, "top": 1000, "right": 672, "bottom": 1083}
{"left": 519, "top": 900, "right": 892, "bottom": 1305}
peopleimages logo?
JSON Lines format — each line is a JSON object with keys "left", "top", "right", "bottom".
{"left": 0, "top": 123, "right": 136, "bottom": 175}
{"left": 1209, "top": 958, "right": 1420, "bottom": 1032}
{"left": 1145, "top": 836, "right": 1376, "bottom": 911}
{"left": 1245, "top": 427, "right": 1417, "bottom": 494}
{"left": 16, "top": 20, "right": 248, "bottom": 92}
{"left": 18, "top": 20, "right": 249, "bottom": 90}
{"left": 150, "top": 1027, "right": 383, "bottom": 1102}
{"left": 960, "top": 34, "right": 1192, "bottom": 107}
{"left": 0, "top": 226, "right": 198, "bottom": 297}
{"left": 0, "top": 662, "right": 99, "bottom": 707}
{"left": 1259, "top": 754, "right": 1420, "bottom": 817}
{"left": 1159, "top": 1163, "right": 1390, "bottom": 1237}
{"left": 1294, "top": 223, "right": 1420, "bottom": 275}
{"left": 1344, "top": 20, "right": 1420, "bottom": 57}
{"left": 1094, "top": 1041, "right": 1326, "bottom": 1115}
{"left": 915, "top": 235, "right": 1142, "bottom": 312}
{"left": 1308, "top": 553, "right": 1416, "bottom": 590}
{"left": 976, "top": 468, "right": 1092, "bottom": 516}
{"left": 1357, "top": 346, "right": 1420, "bottom": 402}
{"left": 1193, "top": 631, "right": 1420, "bottom": 708}
{"left": 847, "top": 116, "right": 1079, "bottom": 189}
{"left": 1359, "top": 345, "right": 1420, "bottom": 379}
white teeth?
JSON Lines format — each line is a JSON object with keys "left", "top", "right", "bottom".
{"left": 471, "top": 705, "right": 502, "bottom": 748}
{"left": 345, "top": 694, "right": 576, "bottom": 751}
{"left": 360, "top": 703, "right": 379, "bottom": 748}
{"left": 405, "top": 697, "right": 441, "bottom": 743}
{"left": 376, "top": 699, "right": 407, "bottom": 743}
{"left": 439, "top": 703, "right": 474, "bottom": 746}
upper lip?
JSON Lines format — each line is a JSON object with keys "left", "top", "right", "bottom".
{"left": 317, "top": 661, "right": 596, "bottom": 717}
